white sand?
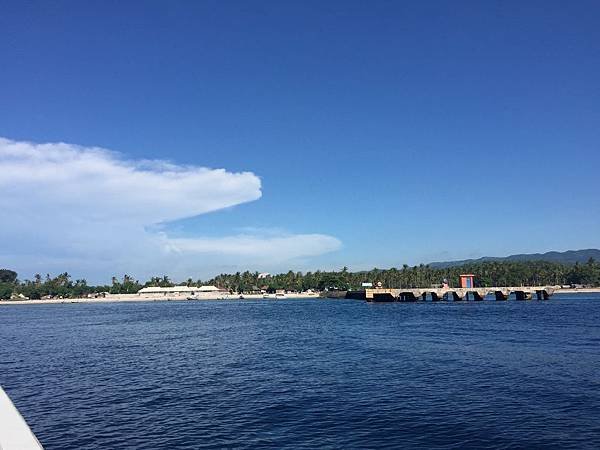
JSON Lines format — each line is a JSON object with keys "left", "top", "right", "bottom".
{"left": 0, "top": 292, "right": 321, "bottom": 305}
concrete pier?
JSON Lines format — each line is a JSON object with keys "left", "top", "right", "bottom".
{"left": 365, "top": 286, "right": 556, "bottom": 302}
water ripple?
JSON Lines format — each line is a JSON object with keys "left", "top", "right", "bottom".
{"left": 1, "top": 296, "right": 600, "bottom": 449}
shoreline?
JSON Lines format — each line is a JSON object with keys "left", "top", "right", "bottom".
{"left": 0, "top": 292, "right": 321, "bottom": 305}
{"left": 1, "top": 289, "right": 599, "bottom": 306}
{"left": 554, "top": 288, "right": 600, "bottom": 294}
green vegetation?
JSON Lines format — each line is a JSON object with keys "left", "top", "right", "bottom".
{"left": 204, "top": 259, "right": 600, "bottom": 292}
{"left": 430, "top": 248, "right": 600, "bottom": 268}
{"left": 0, "top": 269, "right": 19, "bottom": 300}
{"left": 1, "top": 258, "right": 600, "bottom": 300}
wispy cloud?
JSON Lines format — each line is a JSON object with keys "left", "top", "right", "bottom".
{"left": 165, "top": 233, "right": 341, "bottom": 259}
{"left": 0, "top": 137, "right": 341, "bottom": 282}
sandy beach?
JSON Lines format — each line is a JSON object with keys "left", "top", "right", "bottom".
{"left": 0, "top": 291, "right": 322, "bottom": 305}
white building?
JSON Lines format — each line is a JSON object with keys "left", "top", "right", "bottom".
{"left": 137, "top": 285, "right": 222, "bottom": 296}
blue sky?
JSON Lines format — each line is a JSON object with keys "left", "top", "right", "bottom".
{"left": 1, "top": 1, "right": 599, "bottom": 282}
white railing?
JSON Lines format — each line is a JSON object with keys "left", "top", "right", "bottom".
{"left": 0, "top": 386, "right": 43, "bottom": 449}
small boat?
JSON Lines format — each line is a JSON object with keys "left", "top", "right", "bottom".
{"left": 275, "top": 293, "right": 287, "bottom": 299}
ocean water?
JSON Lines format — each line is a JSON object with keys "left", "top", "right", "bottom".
{"left": 1, "top": 295, "right": 600, "bottom": 449}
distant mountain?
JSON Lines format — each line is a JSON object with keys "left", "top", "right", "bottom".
{"left": 429, "top": 249, "right": 600, "bottom": 269}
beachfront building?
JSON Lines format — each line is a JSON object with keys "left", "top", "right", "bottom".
{"left": 459, "top": 274, "right": 475, "bottom": 288}
{"left": 137, "top": 285, "right": 223, "bottom": 296}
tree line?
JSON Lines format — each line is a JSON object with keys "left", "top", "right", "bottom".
{"left": 1, "top": 258, "right": 599, "bottom": 300}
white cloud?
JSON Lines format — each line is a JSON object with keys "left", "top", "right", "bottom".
{"left": 0, "top": 137, "right": 341, "bottom": 282}
{"left": 165, "top": 233, "right": 342, "bottom": 259}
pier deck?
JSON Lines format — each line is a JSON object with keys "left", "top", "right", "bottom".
{"left": 365, "top": 286, "right": 556, "bottom": 302}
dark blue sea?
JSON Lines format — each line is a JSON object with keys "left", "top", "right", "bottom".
{"left": 2, "top": 295, "right": 600, "bottom": 449}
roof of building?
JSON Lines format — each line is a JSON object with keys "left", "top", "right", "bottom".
{"left": 138, "top": 285, "right": 221, "bottom": 293}
{"left": 197, "top": 285, "right": 220, "bottom": 292}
